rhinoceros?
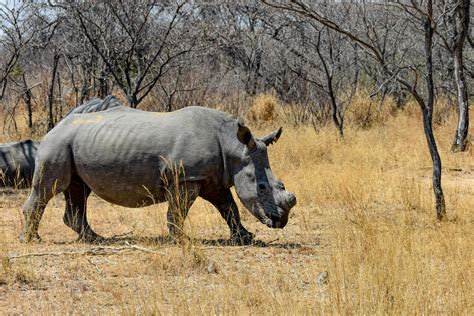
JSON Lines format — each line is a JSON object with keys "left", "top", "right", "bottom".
{"left": 19, "top": 106, "right": 296, "bottom": 244}
{"left": 0, "top": 139, "right": 40, "bottom": 188}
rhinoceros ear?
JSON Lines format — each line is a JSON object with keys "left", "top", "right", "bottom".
{"left": 260, "top": 127, "right": 282, "bottom": 146}
{"left": 237, "top": 121, "right": 256, "bottom": 150}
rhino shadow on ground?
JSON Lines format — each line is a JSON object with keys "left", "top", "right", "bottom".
{"left": 51, "top": 233, "right": 308, "bottom": 249}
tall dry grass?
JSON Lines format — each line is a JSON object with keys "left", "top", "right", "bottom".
{"left": 268, "top": 110, "right": 472, "bottom": 314}
{"left": 0, "top": 92, "right": 472, "bottom": 314}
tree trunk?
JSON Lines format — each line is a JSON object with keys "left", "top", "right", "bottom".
{"left": 57, "top": 74, "right": 63, "bottom": 121}
{"left": 451, "top": 0, "right": 470, "bottom": 152}
{"left": 78, "top": 63, "right": 92, "bottom": 106}
{"left": 315, "top": 31, "right": 344, "bottom": 137}
{"left": 423, "top": 4, "right": 446, "bottom": 220}
{"left": 47, "top": 54, "right": 60, "bottom": 132}
{"left": 422, "top": 107, "right": 446, "bottom": 220}
{"left": 21, "top": 74, "right": 34, "bottom": 132}
{"left": 64, "top": 57, "right": 79, "bottom": 107}
{"left": 128, "top": 94, "right": 138, "bottom": 108}
{"left": 328, "top": 80, "right": 344, "bottom": 137}
{"left": 167, "top": 97, "right": 173, "bottom": 112}
{"left": 98, "top": 70, "right": 109, "bottom": 98}
{"left": 451, "top": 47, "right": 469, "bottom": 151}
{"left": 79, "top": 75, "right": 89, "bottom": 106}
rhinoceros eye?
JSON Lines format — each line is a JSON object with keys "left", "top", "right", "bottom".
{"left": 245, "top": 169, "right": 253, "bottom": 177}
{"left": 277, "top": 182, "right": 285, "bottom": 190}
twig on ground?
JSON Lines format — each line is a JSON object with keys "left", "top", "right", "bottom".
{"left": 267, "top": 238, "right": 280, "bottom": 244}
{"left": 7, "top": 245, "right": 162, "bottom": 259}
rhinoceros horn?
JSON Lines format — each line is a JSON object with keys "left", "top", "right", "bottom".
{"left": 260, "top": 127, "right": 282, "bottom": 146}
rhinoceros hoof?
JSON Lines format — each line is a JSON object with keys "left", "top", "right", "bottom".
{"left": 19, "top": 232, "right": 42, "bottom": 243}
{"left": 78, "top": 234, "right": 106, "bottom": 244}
{"left": 231, "top": 230, "right": 254, "bottom": 245}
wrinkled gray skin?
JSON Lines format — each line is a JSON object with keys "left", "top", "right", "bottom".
{"left": 0, "top": 140, "right": 40, "bottom": 188}
{"left": 0, "top": 96, "right": 120, "bottom": 188}
{"left": 19, "top": 106, "right": 296, "bottom": 245}
{"left": 65, "top": 95, "right": 123, "bottom": 116}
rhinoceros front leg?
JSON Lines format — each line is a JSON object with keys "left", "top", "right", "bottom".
{"left": 63, "top": 176, "right": 104, "bottom": 243}
{"left": 166, "top": 182, "right": 200, "bottom": 241}
{"left": 202, "top": 189, "right": 254, "bottom": 245}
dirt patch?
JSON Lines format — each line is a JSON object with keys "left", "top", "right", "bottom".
{"left": 418, "top": 167, "right": 474, "bottom": 195}
{"left": 0, "top": 190, "right": 327, "bottom": 314}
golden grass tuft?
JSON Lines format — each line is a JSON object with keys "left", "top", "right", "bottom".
{"left": 345, "top": 90, "right": 397, "bottom": 129}
{"left": 0, "top": 251, "right": 39, "bottom": 286}
{"left": 146, "top": 243, "right": 208, "bottom": 275}
{"left": 247, "top": 93, "right": 281, "bottom": 125}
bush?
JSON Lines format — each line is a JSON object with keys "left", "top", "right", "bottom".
{"left": 247, "top": 94, "right": 281, "bottom": 125}
{"left": 346, "top": 90, "right": 396, "bottom": 129}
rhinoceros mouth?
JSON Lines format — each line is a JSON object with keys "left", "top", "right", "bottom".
{"left": 269, "top": 207, "right": 289, "bottom": 229}
{"left": 254, "top": 205, "right": 289, "bottom": 229}
{"left": 268, "top": 212, "right": 278, "bottom": 227}
{"left": 249, "top": 203, "right": 289, "bottom": 229}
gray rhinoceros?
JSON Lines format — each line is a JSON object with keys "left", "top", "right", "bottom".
{"left": 19, "top": 106, "right": 296, "bottom": 244}
{"left": 0, "top": 139, "right": 40, "bottom": 188}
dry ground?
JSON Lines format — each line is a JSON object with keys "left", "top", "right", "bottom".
{"left": 0, "top": 110, "right": 473, "bottom": 314}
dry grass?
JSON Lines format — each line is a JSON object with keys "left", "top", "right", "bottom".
{"left": 247, "top": 94, "right": 281, "bottom": 125}
{"left": 0, "top": 96, "right": 473, "bottom": 314}
{"left": 345, "top": 90, "right": 397, "bottom": 129}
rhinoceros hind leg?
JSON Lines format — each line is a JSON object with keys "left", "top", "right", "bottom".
{"left": 19, "top": 199, "right": 43, "bottom": 243}
{"left": 166, "top": 182, "right": 200, "bottom": 241}
{"left": 19, "top": 187, "right": 54, "bottom": 243}
{"left": 201, "top": 189, "right": 254, "bottom": 245}
{"left": 19, "top": 144, "right": 73, "bottom": 243}
{"left": 63, "top": 176, "right": 104, "bottom": 243}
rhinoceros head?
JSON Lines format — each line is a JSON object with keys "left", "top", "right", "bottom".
{"left": 233, "top": 123, "right": 297, "bottom": 229}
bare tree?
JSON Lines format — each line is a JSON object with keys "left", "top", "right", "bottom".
{"left": 0, "top": 3, "right": 37, "bottom": 100}
{"left": 51, "top": 1, "right": 198, "bottom": 108}
{"left": 270, "top": 14, "right": 359, "bottom": 136}
{"left": 437, "top": 0, "right": 471, "bottom": 151}
{"left": 204, "top": 1, "right": 268, "bottom": 96}
{"left": 0, "top": 2, "right": 60, "bottom": 133}
{"left": 264, "top": 0, "right": 447, "bottom": 220}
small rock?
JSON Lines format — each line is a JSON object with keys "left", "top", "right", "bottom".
{"left": 317, "top": 271, "right": 329, "bottom": 287}
{"left": 207, "top": 261, "right": 219, "bottom": 274}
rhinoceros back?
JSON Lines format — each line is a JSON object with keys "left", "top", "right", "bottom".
{"left": 38, "top": 106, "right": 235, "bottom": 207}
{"left": 64, "top": 95, "right": 124, "bottom": 117}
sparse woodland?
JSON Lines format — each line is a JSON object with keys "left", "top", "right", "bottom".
{"left": 0, "top": 1, "right": 472, "bottom": 314}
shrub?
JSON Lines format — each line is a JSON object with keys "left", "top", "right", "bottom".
{"left": 346, "top": 90, "right": 396, "bottom": 129}
{"left": 248, "top": 94, "right": 281, "bottom": 125}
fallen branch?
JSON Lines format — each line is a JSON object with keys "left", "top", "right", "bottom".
{"left": 8, "top": 244, "right": 161, "bottom": 259}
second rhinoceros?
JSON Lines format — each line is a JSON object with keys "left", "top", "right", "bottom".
{"left": 0, "top": 139, "right": 39, "bottom": 188}
{"left": 19, "top": 106, "right": 296, "bottom": 244}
